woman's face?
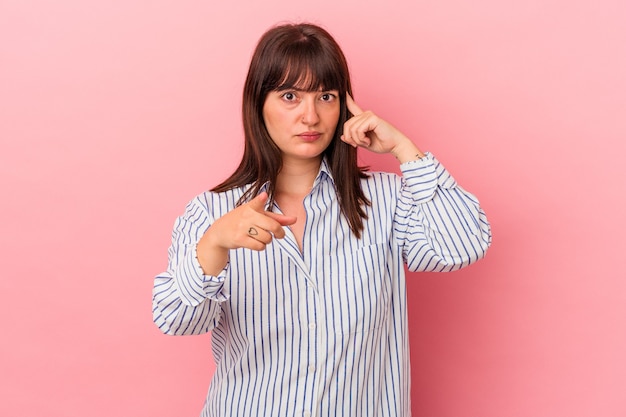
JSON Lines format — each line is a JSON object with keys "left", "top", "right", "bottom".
{"left": 262, "top": 87, "right": 340, "bottom": 164}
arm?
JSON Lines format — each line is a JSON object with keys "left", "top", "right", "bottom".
{"left": 342, "top": 95, "right": 491, "bottom": 271}
{"left": 394, "top": 154, "right": 491, "bottom": 271}
{"left": 152, "top": 196, "right": 230, "bottom": 336}
{"left": 152, "top": 192, "right": 297, "bottom": 335}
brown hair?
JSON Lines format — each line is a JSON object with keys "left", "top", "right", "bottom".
{"left": 212, "top": 23, "right": 370, "bottom": 238}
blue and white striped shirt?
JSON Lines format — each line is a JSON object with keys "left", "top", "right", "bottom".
{"left": 153, "top": 153, "right": 491, "bottom": 417}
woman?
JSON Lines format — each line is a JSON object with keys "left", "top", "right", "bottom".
{"left": 153, "top": 23, "right": 491, "bottom": 417}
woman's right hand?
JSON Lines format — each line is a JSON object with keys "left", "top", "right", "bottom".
{"left": 195, "top": 192, "right": 297, "bottom": 275}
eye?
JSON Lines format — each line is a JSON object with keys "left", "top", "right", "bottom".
{"left": 320, "top": 92, "right": 337, "bottom": 102}
{"left": 281, "top": 92, "right": 298, "bottom": 102}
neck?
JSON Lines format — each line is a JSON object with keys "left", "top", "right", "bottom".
{"left": 276, "top": 156, "right": 322, "bottom": 196}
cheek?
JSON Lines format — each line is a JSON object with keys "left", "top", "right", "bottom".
{"left": 264, "top": 102, "right": 286, "bottom": 125}
{"left": 327, "top": 107, "right": 341, "bottom": 128}
{"left": 262, "top": 106, "right": 278, "bottom": 133}
{"left": 262, "top": 107, "right": 290, "bottom": 142}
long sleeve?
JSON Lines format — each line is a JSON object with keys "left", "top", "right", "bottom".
{"left": 394, "top": 153, "right": 492, "bottom": 272}
{"left": 152, "top": 197, "right": 230, "bottom": 335}
{"left": 152, "top": 156, "right": 491, "bottom": 416}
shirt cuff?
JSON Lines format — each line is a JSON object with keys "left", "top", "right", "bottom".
{"left": 399, "top": 152, "right": 457, "bottom": 203}
{"left": 193, "top": 244, "right": 230, "bottom": 302}
{"left": 176, "top": 244, "right": 230, "bottom": 306}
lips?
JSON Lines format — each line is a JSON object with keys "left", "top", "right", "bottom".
{"left": 298, "top": 132, "right": 322, "bottom": 142}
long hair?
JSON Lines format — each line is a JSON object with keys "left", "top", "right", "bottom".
{"left": 212, "top": 23, "right": 370, "bottom": 238}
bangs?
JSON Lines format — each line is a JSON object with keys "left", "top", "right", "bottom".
{"left": 267, "top": 42, "right": 345, "bottom": 92}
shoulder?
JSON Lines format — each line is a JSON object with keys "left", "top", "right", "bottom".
{"left": 361, "top": 170, "right": 402, "bottom": 188}
{"left": 360, "top": 171, "right": 403, "bottom": 199}
{"left": 184, "top": 186, "right": 246, "bottom": 221}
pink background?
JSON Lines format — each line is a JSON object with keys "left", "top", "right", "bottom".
{"left": 2, "top": 1, "right": 625, "bottom": 416}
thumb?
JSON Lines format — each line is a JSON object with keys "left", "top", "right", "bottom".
{"left": 248, "top": 191, "right": 269, "bottom": 211}
{"left": 265, "top": 211, "right": 297, "bottom": 226}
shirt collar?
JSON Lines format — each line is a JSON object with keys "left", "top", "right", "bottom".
{"left": 257, "top": 158, "right": 335, "bottom": 195}
{"left": 314, "top": 157, "right": 335, "bottom": 187}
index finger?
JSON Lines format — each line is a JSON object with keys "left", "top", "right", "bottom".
{"left": 346, "top": 93, "right": 363, "bottom": 116}
{"left": 255, "top": 212, "right": 292, "bottom": 239}
{"left": 265, "top": 211, "right": 297, "bottom": 227}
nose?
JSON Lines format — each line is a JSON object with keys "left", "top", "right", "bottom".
{"left": 301, "top": 97, "right": 320, "bottom": 126}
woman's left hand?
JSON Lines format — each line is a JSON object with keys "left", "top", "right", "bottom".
{"left": 342, "top": 94, "right": 424, "bottom": 163}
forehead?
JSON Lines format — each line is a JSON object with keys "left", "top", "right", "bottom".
{"left": 269, "top": 49, "right": 343, "bottom": 92}
{"left": 275, "top": 66, "right": 327, "bottom": 91}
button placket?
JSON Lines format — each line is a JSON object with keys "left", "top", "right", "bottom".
{"left": 304, "top": 283, "right": 319, "bottom": 417}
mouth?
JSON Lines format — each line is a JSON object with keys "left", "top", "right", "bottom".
{"left": 297, "top": 132, "right": 322, "bottom": 142}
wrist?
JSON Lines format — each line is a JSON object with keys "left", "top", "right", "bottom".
{"left": 391, "top": 138, "right": 424, "bottom": 164}
{"left": 196, "top": 230, "right": 229, "bottom": 275}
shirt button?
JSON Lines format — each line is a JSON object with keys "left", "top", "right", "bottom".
{"left": 308, "top": 365, "right": 316, "bottom": 372}
{"left": 303, "top": 412, "right": 311, "bottom": 417}
{"left": 308, "top": 323, "right": 316, "bottom": 330}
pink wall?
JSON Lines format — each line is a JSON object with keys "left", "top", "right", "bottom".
{"left": 2, "top": 1, "right": 625, "bottom": 416}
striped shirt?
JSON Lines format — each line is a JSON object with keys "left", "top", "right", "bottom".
{"left": 153, "top": 153, "right": 491, "bottom": 417}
